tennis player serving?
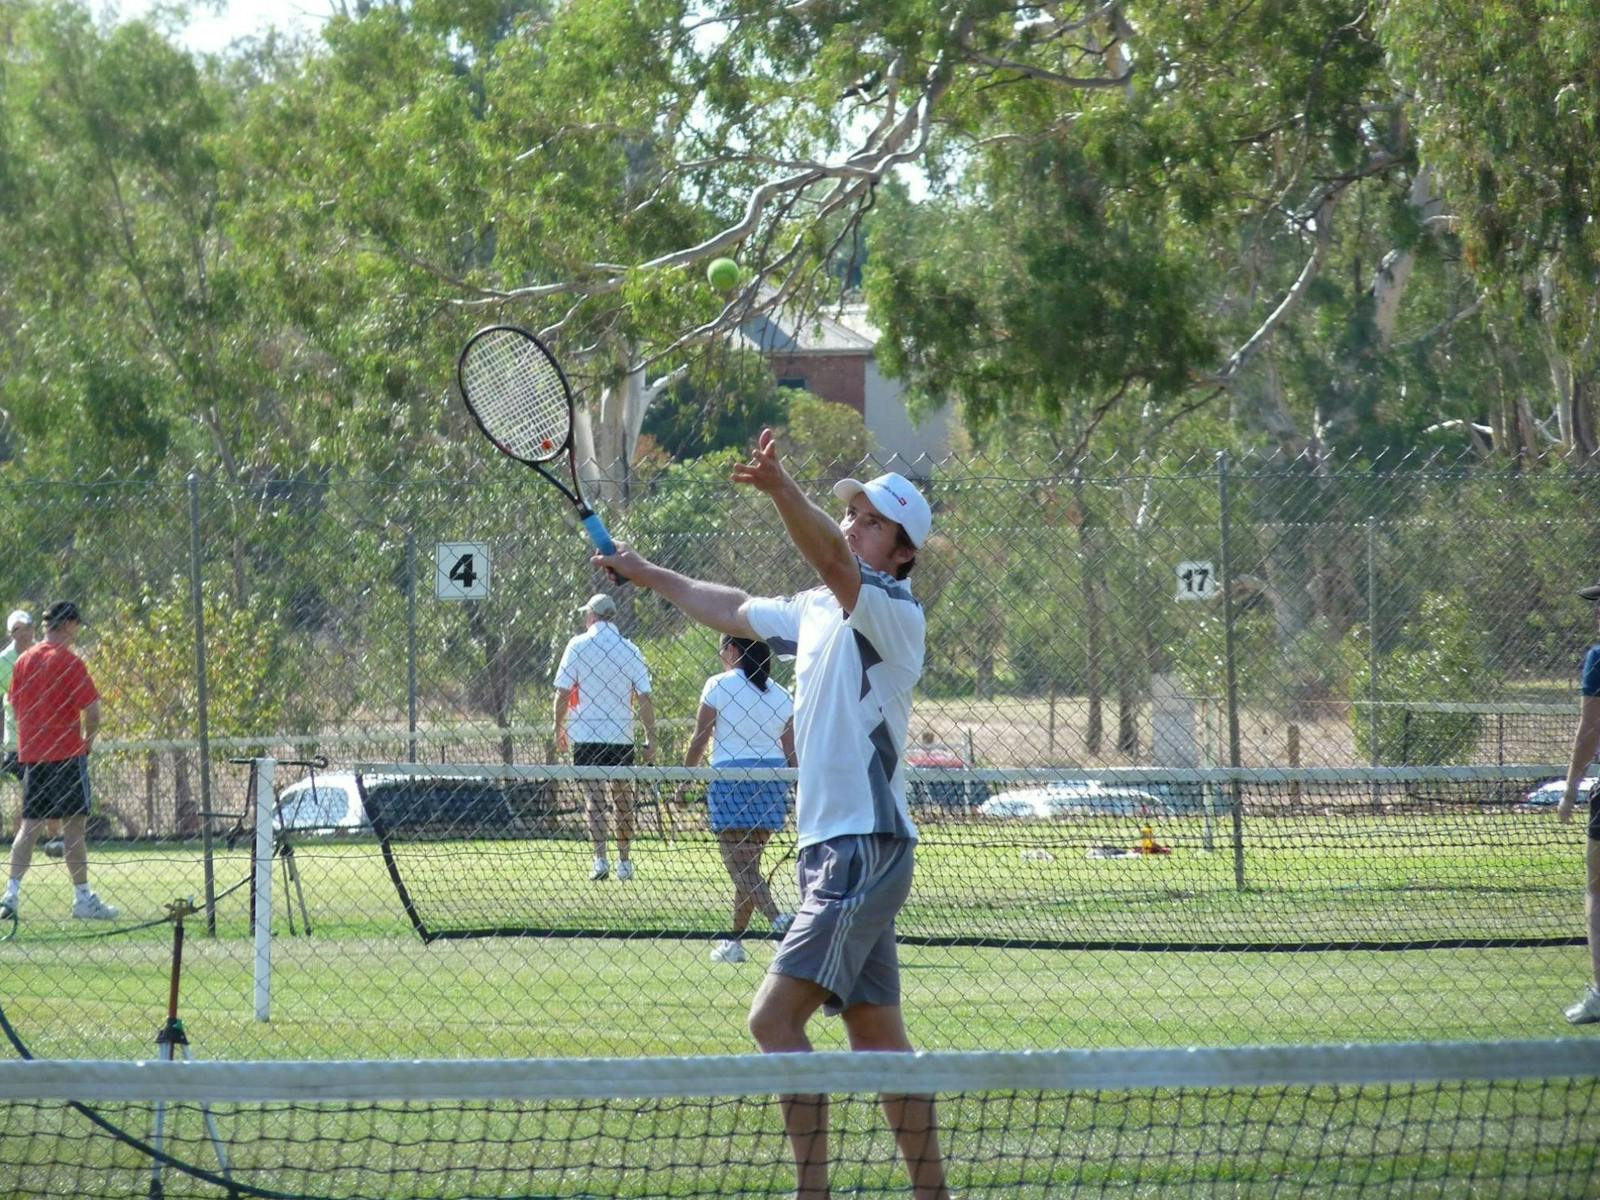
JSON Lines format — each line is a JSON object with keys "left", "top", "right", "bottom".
{"left": 596, "top": 428, "right": 948, "bottom": 1200}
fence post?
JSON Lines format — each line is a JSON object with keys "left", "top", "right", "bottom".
{"left": 1217, "top": 452, "right": 1246, "bottom": 890}
{"left": 1367, "top": 515, "right": 1380, "bottom": 810}
{"left": 406, "top": 520, "right": 418, "bottom": 764}
{"left": 187, "top": 472, "right": 217, "bottom": 935}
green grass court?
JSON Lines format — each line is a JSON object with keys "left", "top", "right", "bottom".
{"left": 0, "top": 813, "right": 1588, "bottom": 1062}
{"left": 0, "top": 818, "right": 1594, "bottom": 1194}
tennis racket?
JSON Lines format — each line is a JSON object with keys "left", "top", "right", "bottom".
{"left": 457, "top": 325, "right": 617, "bottom": 557}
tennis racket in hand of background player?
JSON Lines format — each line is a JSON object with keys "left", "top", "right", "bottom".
{"left": 457, "top": 325, "right": 617, "bottom": 558}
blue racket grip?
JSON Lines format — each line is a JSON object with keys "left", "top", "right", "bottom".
{"left": 582, "top": 513, "right": 617, "bottom": 557}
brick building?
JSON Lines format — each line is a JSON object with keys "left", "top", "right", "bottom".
{"left": 741, "top": 302, "right": 952, "bottom": 470}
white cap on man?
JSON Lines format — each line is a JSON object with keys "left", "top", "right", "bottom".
{"left": 576, "top": 593, "right": 618, "bottom": 619}
{"left": 5, "top": 610, "right": 31, "bottom": 632}
{"left": 831, "top": 473, "right": 933, "bottom": 548}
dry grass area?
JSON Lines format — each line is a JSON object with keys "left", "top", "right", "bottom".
{"left": 909, "top": 694, "right": 1571, "bottom": 769}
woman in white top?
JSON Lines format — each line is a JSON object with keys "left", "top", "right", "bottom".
{"left": 683, "top": 636, "right": 796, "bottom": 963}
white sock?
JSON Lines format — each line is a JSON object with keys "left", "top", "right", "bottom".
{"left": 74, "top": 883, "right": 91, "bottom": 901}
{"left": 3, "top": 879, "right": 18, "bottom": 901}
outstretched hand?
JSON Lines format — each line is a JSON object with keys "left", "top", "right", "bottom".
{"left": 591, "top": 541, "right": 653, "bottom": 587}
{"left": 731, "top": 428, "right": 792, "bottom": 496}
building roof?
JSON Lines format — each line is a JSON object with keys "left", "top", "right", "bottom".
{"left": 739, "top": 302, "right": 877, "bottom": 355}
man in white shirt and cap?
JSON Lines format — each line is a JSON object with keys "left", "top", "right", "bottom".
{"left": 552, "top": 593, "right": 657, "bottom": 881}
{"left": 595, "top": 430, "right": 950, "bottom": 1200}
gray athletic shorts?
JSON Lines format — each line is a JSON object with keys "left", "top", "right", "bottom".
{"left": 770, "top": 833, "right": 915, "bottom": 1016}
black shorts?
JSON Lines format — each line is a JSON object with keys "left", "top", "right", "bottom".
{"left": 1, "top": 752, "right": 22, "bottom": 782}
{"left": 572, "top": 743, "right": 635, "bottom": 768}
{"left": 22, "top": 757, "right": 91, "bottom": 821}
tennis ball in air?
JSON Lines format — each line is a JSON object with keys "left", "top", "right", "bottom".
{"left": 706, "top": 257, "right": 741, "bottom": 291}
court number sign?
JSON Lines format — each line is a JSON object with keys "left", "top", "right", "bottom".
{"left": 1175, "top": 561, "right": 1217, "bottom": 602}
{"left": 436, "top": 542, "right": 490, "bottom": 600}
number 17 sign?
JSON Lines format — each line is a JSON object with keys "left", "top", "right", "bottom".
{"left": 436, "top": 542, "right": 491, "bottom": 600}
{"left": 1175, "top": 560, "right": 1216, "bottom": 602}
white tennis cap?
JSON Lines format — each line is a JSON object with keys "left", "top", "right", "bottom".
{"left": 576, "top": 593, "right": 618, "bottom": 619}
{"left": 832, "top": 473, "right": 932, "bottom": 548}
{"left": 5, "top": 610, "right": 31, "bottom": 631}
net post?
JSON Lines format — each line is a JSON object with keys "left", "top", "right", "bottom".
{"left": 1216, "top": 453, "right": 1246, "bottom": 890}
{"left": 188, "top": 470, "right": 218, "bottom": 935}
{"left": 406, "top": 521, "right": 419, "bottom": 764}
{"left": 1367, "top": 516, "right": 1381, "bottom": 812}
{"left": 1286, "top": 723, "right": 1300, "bottom": 806}
{"left": 252, "top": 757, "right": 276, "bottom": 1023}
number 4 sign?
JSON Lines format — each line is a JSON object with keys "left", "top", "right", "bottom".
{"left": 436, "top": 542, "right": 491, "bottom": 600}
{"left": 1175, "top": 561, "right": 1216, "bottom": 602}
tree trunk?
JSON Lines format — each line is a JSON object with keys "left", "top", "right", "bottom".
{"left": 1372, "top": 166, "right": 1440, "bottom": 348}
{"left": 1116, "top": 671, "right": 1139, "bottom": 758}
{"left": 174, "top": 752, "right": 197, "bottom": 837}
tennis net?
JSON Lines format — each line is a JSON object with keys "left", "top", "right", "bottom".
{"left": 1, "top": 1038, "right": 1595, "bottom": 1198}
{"left": 355, "top": 761, "right": 1582, "bottom": 951}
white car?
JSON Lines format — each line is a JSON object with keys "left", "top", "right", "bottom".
{"left": 274, "top": 773, "right": 370, "bottom": 836}
{"left": 274, "top": 772, "right": 541, "bottom": 837}
{"left": 1520, "top": 776, "right": 1600, "bottom": 810}
{"left": 977, "top": 780, "right": 1194, "bottom": 819}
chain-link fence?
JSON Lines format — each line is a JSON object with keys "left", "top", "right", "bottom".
{"left": 0, "top": 451, "right": 1590, "bottom": 835}
{"left": 0, "top": 450, "right": 1593, "bottom": 1061}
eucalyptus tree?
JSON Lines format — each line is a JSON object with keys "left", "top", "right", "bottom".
{"left": 1382, "top": 1, "right": 1600, "bottom": 459}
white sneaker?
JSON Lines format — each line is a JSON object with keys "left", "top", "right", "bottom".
{"left": 709, "top": 939, "right": 748, "bottom": 963}
{"left": 0, "top": 895, "right": 17, "bottom": 919}
{"left": 616, "top": 861, "right": 634, "bottom": 881}
{"left": 771, "top": 912, "right": 795, "bottom": 936}
{"left": 1565, "top": 985, "right": 1600, "bottom": 1025}
{"left": 71, "top": 892, "right": 118, "bottom": 921}
{"left": 589, "top": 858, "right": 609, "bottom": 881}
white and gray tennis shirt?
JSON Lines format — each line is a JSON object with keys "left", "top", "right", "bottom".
{"left": 746, "top": 561, "right": 924, "bottom": 849}
{"left": 551, "top": 621, "right": 652, "bottom": 745}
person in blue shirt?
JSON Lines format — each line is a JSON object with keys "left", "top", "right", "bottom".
{"left": 1557, "top": 578, "right": 1600, "bottom": 1024}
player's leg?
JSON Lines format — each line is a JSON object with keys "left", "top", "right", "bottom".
{"left": 3, "top": 816, "right": 44, "bottom": 911}
{"left": 583, "top": 778, "right": 609, "bottom": 877}
{"left": 60, "top": 812, "right": 89, "bottom": 886}
{"left": 613, "top": 777, "right": 633, "bottom": 869}
{"left": 574, "top": 744, "right": 610, "bottom": 878}
{"left": 717, "top": 830, "right": 754, "bottom": 933}
{"left": 743, "top": 829, "right": 781, "bottom": 923}
{"left": 748, "top": 971, "right": 832, "bottom": 1200}
{"left": 1570, "top": 808, "right": 1600, "bottom": 1022}
{"left": 841, "top": 999, "right": 950, "bottom": 1200}
{"left": 609, "top": 744, "right": 636, "bottom": 878}
{"left": 1588, "top": 837, "right": 1600, "bottom": 987}
{"left": 62, "top": 760, "right": 114, "bottom": 919}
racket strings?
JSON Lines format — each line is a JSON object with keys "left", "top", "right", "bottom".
{"left": 462, "top": 333, "right": 571, "bottom": 461}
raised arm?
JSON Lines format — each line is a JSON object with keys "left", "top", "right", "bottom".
{"left": 732, "top": 428, "right": 860, "bottom": 611}
{"left": 593, "top": 547, "right": 760, "bottom": 640}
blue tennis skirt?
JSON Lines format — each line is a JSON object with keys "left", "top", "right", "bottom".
{"left": 708, "top": 757, "right": 791, "bottom": 832}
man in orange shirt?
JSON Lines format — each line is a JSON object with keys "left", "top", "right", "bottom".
{"left": 1, "top": 602, "right": 116, "bottom": 920}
